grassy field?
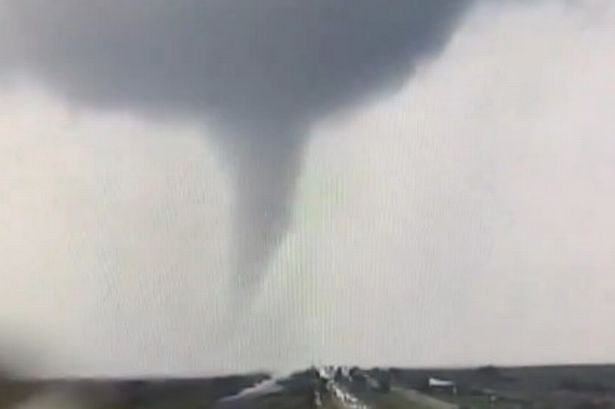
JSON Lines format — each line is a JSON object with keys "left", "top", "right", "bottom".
{"left": 391, "top": 365, "right": 615, "bottom": 409}
{"left": 369, "top": 391, "right": 451, "bottom": 409}
{"left": 3, "top": 366, "right": 615, "bottom": 408}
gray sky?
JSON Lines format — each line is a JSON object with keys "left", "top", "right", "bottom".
{"left": 1, "top": 0, "right": 615, "bottom": 377}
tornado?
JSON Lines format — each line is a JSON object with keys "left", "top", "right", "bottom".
{"left": 0, "top": 0, "right": 474, "bottom": 300}
{"left": 223, "top": 123, "right": 305, "bottom": 298}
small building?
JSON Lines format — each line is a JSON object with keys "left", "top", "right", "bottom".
{"left": 428, "top": 377, "right": 458, "bottom": 395}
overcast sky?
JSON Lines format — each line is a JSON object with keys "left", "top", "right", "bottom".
{"left": 1, "top": 0, "right": 615, "bottom": 377}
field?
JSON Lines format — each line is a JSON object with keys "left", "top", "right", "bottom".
{"left": 2, "top": 365, "right": 615, "bottom": 408}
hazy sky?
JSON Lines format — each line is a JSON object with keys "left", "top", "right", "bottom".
{"left": 1, "top": 0, "right": 615, "bottom": 377}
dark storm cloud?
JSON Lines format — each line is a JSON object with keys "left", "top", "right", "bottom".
{"left": 0, "top": 0, "right": 474, "bottom": 297}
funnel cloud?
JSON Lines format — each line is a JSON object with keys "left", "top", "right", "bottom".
{"left": 0, "top": 0, "right": 473, "bottom": 296}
